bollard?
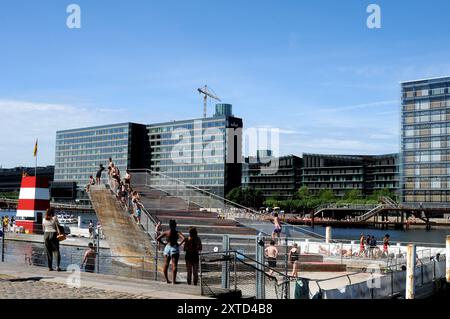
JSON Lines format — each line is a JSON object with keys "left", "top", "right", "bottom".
{"left": 446, "top": 236, "right": 450, "bottom": 283}
{"left": 325, "top": 226, "right": 332, "bottom": 244}
{"left": 406, "top": 244, "right": 416, "bottom": 299}
{"left": 78, "top": 216, "right": 82, "bottom": 229}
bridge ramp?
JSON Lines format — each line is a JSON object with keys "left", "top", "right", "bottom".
{"left": 89, "top": 185, "right": 154, "bottom": 266}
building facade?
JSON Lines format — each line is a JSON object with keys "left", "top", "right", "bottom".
{"left": 242, "top": 154, "right": 303, "bottom": 200}
{"left": 147, "top": 107, "right": 242, "bottom": 197}
{"left": 302, "top": 153, "right": 399, "bottom": 198}
{"left": 0, "top": 166, "right": 54, "bottom": 193}
{"left": 401, "top": 76, "right": 450, "bottom": 207}
{"left": 54, "top": 123, "right": 150, "bottom": 190}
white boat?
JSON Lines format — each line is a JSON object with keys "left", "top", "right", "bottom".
{"left": 57, "top": 213, "right": 78, "bottom": 224}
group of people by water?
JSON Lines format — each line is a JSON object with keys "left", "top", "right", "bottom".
{"left": 359, "top": 233, "right": 391, "bottom": 258}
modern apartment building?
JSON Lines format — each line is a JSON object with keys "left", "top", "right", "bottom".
{"left": 302, "top": 153, "right": 399, "bottom": 198}
{"left": 54, "top": 123, "right": 150, "bottom": 190}
{"left": 242, "top": 153, "right": 303, "bottom": 200}
{"left": 401, "top": 76, "right": 450, "bottom": 207}
{"left": 147, "top": 105, "right": 242, "bottom": 197}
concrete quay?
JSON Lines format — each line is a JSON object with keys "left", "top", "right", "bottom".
{"left": 0, "top": 262, "right": 207, "bottom": 299}
{"left": 4, "top": 232, "right": 110, "bottom": 249}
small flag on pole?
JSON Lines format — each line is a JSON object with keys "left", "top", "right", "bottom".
{"left": 33, "top": 139, "right": 38, "bottom": 157}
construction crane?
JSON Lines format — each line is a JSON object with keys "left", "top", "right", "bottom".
{"left": 198, "top": 85, "right": 221, "bottom": 118}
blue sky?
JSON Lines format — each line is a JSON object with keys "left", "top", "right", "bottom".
{"left": 1, "top": 0, "right": 450, "bottom": 167}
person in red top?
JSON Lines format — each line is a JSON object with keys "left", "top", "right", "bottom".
{"left": 383, "top": 234, "right": 390, "bottom": 256}
{"left": 359, "top": 234, "right": 365, "bottom": 257}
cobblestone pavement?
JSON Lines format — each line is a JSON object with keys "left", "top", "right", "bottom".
{"left": 0, "top": 275, "right": 152, "bottom": 299}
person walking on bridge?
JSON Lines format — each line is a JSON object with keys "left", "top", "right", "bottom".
{"left": 157, "top": 220, "right": 185, "bottom": 284}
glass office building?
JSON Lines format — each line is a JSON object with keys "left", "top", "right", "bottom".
{"left": 147, "top": 109, "right": 242, "bottom": 197}
{"left": 242, "top": 154, "right": 303, "bottom": 200}
{"left": 54, "top": 123, "right": 149, "bottom": 190}
{"left": 401, "top": 76, "right": 450, "bottom": 207}
{"left": 302, "top": 153, "right": 399, "bottom": 198}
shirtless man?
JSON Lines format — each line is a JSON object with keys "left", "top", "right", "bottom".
{"left": 81, "top": 243, "right": 97, "bottom": 273}
{"left": 265, "top": 240, "right": 278, "bottom": 276}
{"left": 271, "top": 213, "right": 282, "bottom": 243}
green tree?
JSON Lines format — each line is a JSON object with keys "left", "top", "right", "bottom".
{"left": 343, "top": 189, "right": 362, "bottom": 202}
{"left": 317, "top": 189, "right": 337, "bottom": 204}
{"left": 296, "top": 186, "right": 310, "bottom": 200}
{"left": 369, "top": 188, "right": 397, "bottom": 202}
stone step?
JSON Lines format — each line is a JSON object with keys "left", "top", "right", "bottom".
{"left": 297, "top": 262, "right": 347, "bottom": 272}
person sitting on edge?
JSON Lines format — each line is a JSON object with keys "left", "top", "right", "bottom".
{"left": 86, "top": 175, "right": 95, "bottom": 192}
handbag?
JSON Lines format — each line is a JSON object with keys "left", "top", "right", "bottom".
{"left": 56, "top": 223, "right": 66, "bottom": 242}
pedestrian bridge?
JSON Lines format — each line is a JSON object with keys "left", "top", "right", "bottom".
{"left": 88, "top": 185, "right": 155, "bottom": 268}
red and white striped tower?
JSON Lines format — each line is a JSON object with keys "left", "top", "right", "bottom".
{"left": 15, "top": 176, "right": 50, "bottom": 234}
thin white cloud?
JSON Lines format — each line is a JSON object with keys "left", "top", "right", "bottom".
{"left": 0, "top": 99, "right": 124, "bottom": 168}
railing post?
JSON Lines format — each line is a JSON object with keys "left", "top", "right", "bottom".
{"left": 446, "top": 235, "right": 450, "bottom": 283}
{"left": 234, "top": 254, "right": 237, "bottom": 292}
{"left": 406, "top": 244, "right": 416, "bottom": 299}
{"left": 1, "top": 221, "right": 5, "bottom": 262}
{"left": 284, "top": 237, "right": 289, "bottom": 299}
{"left": 154, "top": 242, "right": 158, "bottom": 281}
{"left": 221, "top": 235, "right": 230, "bottom": 289}
{"left": 284, "top": 237, "right": 289, "bottom": 278}
{"left": 256, "top": 234, "right": 266, "bottom": 299}
{"left": 325, "top": 226, "right": 332, "bottom": 244}
{"left": 96, "top": 230, "right": 100, "bottom": 274}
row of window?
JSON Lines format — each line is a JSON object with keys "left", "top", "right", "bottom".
{"left": 55, "top": 159, "right": 128, "bottom": 169}
{"left": 149, "top": 132, "right": 225, "bottom": 144}
{"left": 404, "top": 140, "right": 450, "bottom": 150}
{"left": 151, "top": 164, "right": 225, "bottom": 172}
{"left": 403, "top": 195, "right": 450, "bottom": 203}
{"left": 403, "top": 99, "right": 450, "bottom": 112}
{"left": 150, "top": 142, "right": 225, "bottom": 153}
{"left": 56, "top": 126, "right": 128, "bottom": 140}
{"left": 56, "top": 134, "right": 129, "bottom": 146}
{"left": 55, "top": 147, "right": 130, "bottom": 157}
{"left": 404, "top": 125, "right": 450, "bottom": 137}
{"left": 404, "top": 178, "right": 450, "bottom": 190}
{"left": 148, "top": 120, "right": 227, "bottom": 134}
{"left": 404, "top": 112, "right": 450, "bottom": 124}
{"left": 56, "top": 154, "right": 128, "bottom": 164}
{"left": 55, "top": 165, "right": 127, "bottom": 175}
{"left": 56, "top": 140, "right": 129, "bottom": 151}
{"left": 404, "top": 87, "right": 450, "bottom": 98}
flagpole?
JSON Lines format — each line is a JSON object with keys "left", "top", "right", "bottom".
{"left": 34, "top": 139, "right": 38, "bottom": 177}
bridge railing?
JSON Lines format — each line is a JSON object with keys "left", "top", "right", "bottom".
{"left": 129, "top": 169, "right": 269, "bottom": 221}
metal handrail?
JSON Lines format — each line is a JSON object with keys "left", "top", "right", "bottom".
{"left": 129, "top": 169, "right": 268, "bottom": 217}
